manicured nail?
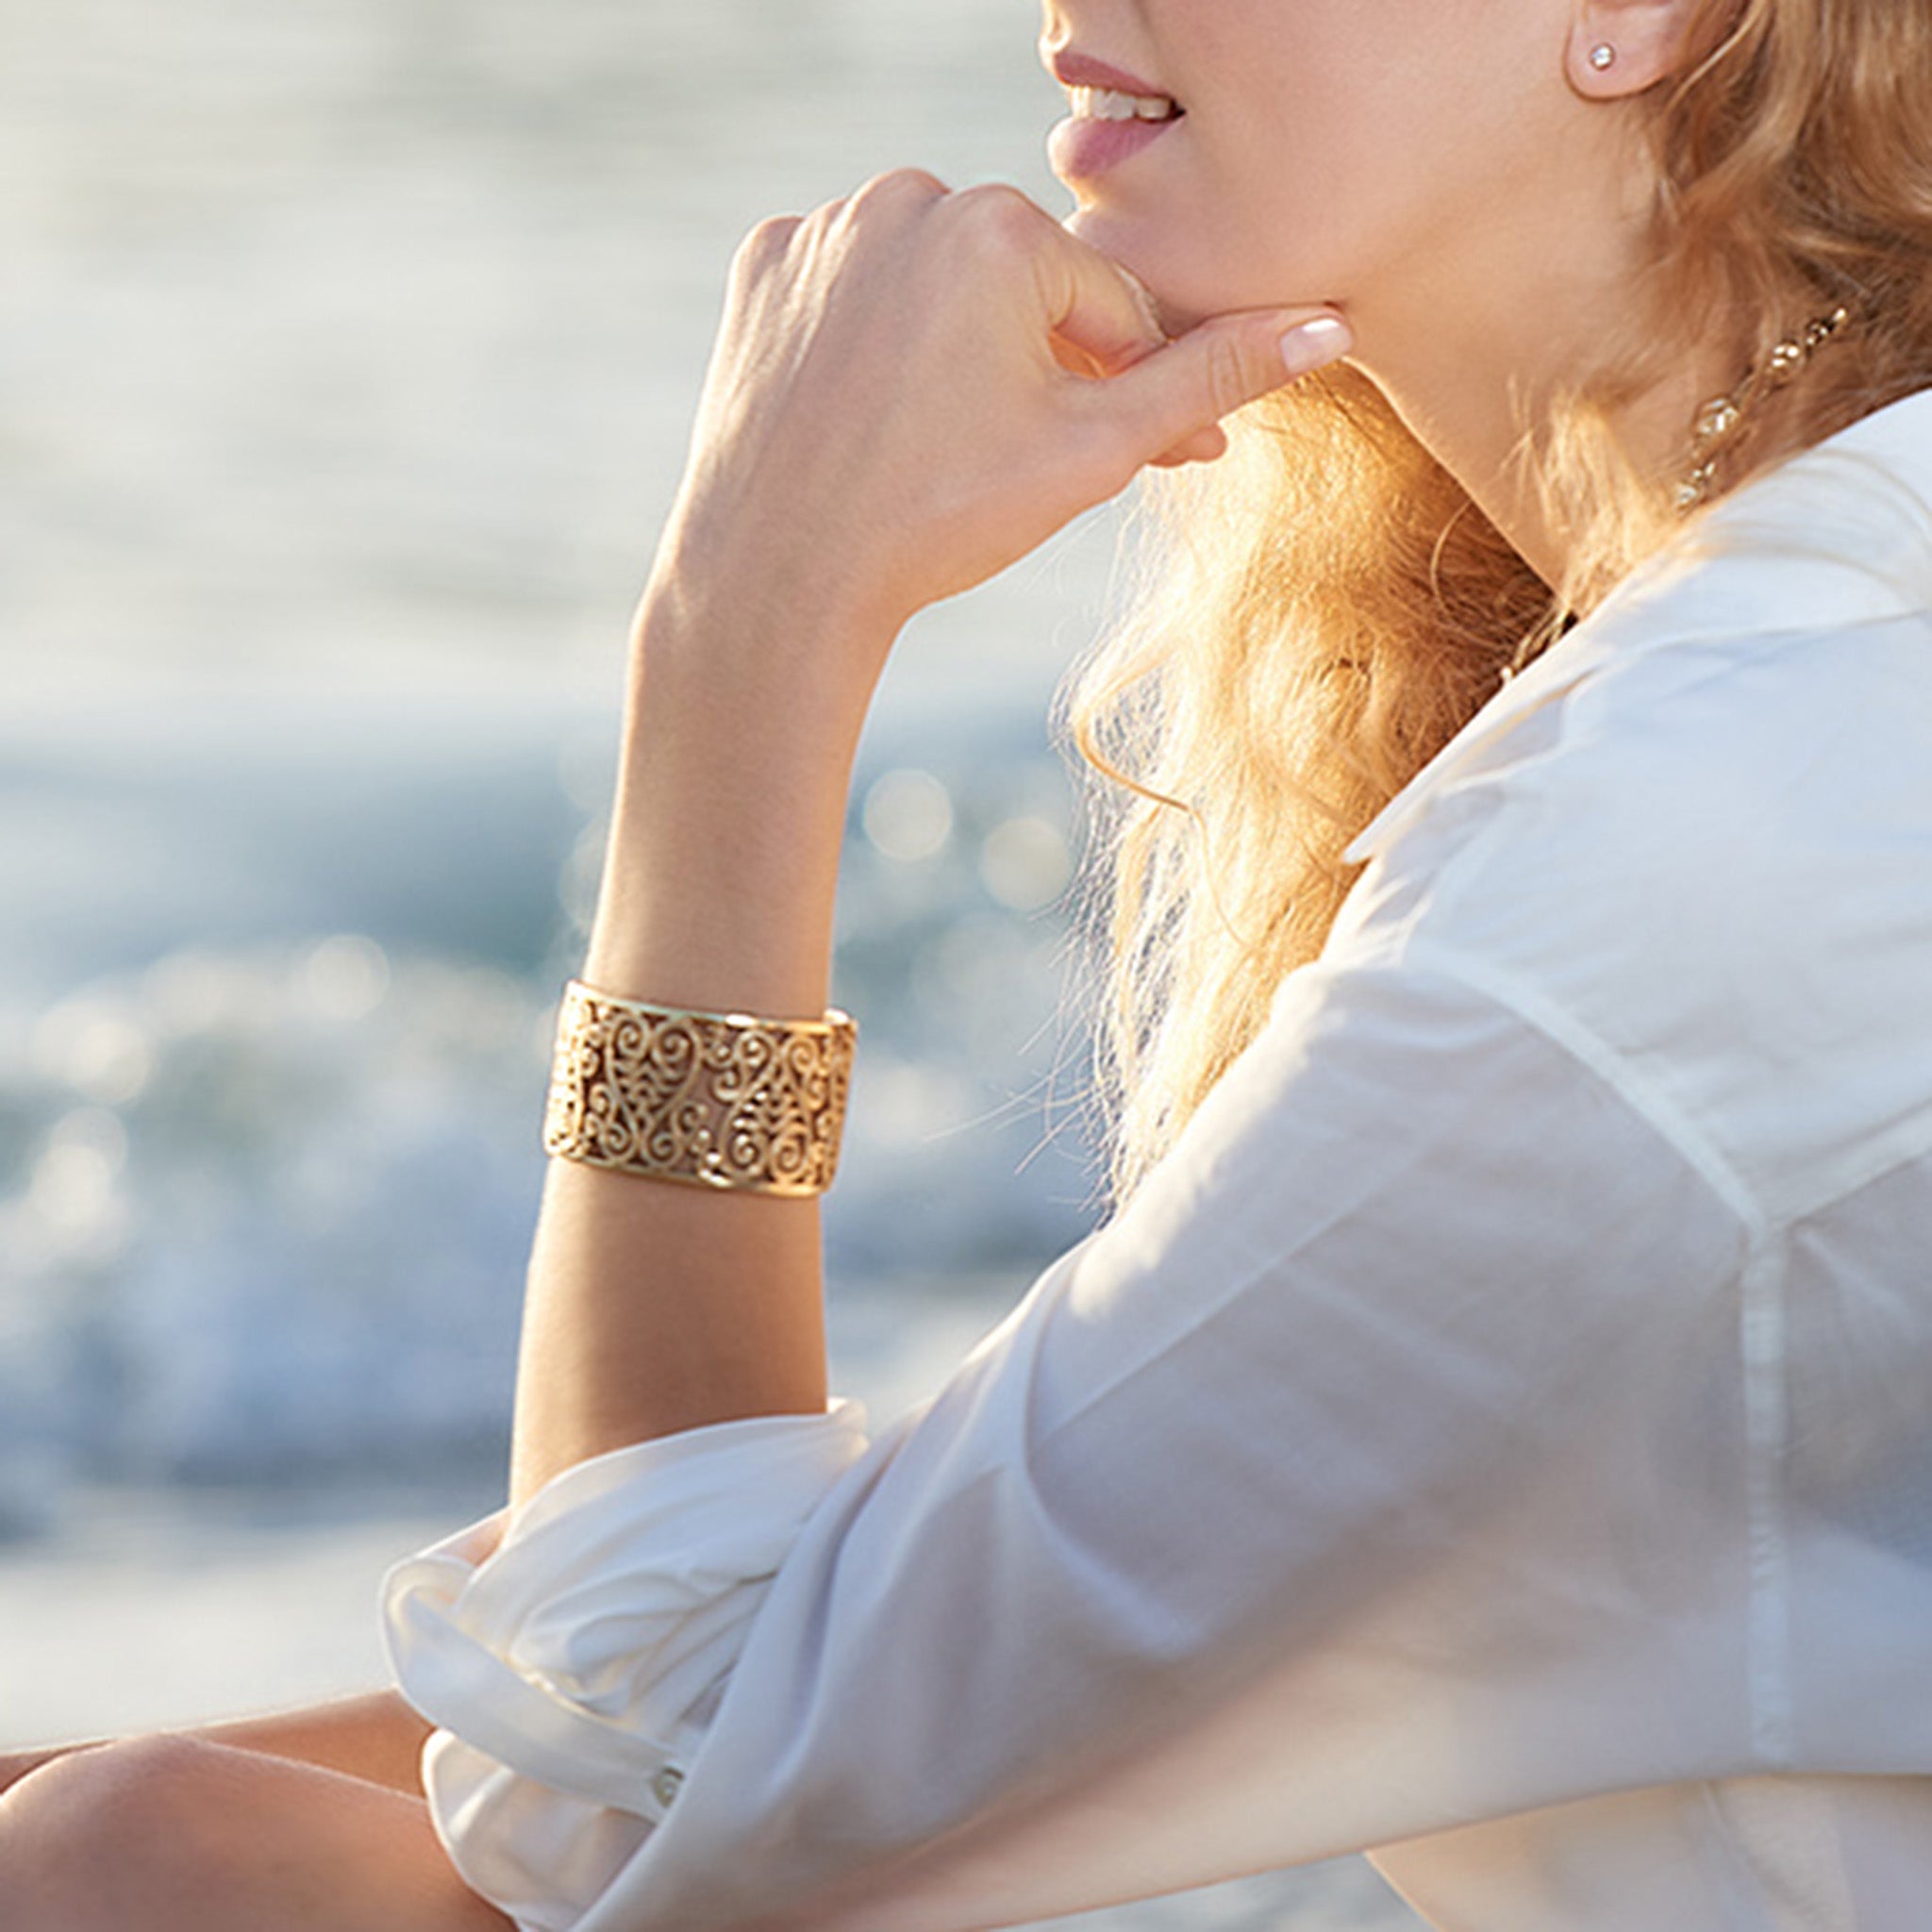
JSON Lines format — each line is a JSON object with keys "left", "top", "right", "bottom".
{"left": 1279, "top": 315, "right": 1353, "bottom": 377}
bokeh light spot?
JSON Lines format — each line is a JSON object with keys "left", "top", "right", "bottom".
{"left": 29, "top": 1002, "right": 155, "bottom": 1106}
{"left": 862, "top": 769, "right": 954, "bottom": 864}
{"left": 978, "top": 815, "right": 1071, "bottom": 911}
{"left": 299, "top": 934, "right": 391, "bottom": 1023}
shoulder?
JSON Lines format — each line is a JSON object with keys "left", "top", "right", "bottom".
{"left": 1329, "top": 594, "right": 1932, "bottom": 1226}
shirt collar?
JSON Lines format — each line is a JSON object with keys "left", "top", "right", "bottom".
{"left": 1343, "top": 385, "right": 1932, "bottom": 866}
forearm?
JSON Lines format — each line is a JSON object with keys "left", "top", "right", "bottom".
{"left": 508, "top": 572, "right": 892, "bottom": 1508}
{"left": 1, "top": 1690, "right": 432, "bottom": 1799}
{"left": 499, "top": 175, "right": 1307, "bottom": 1508}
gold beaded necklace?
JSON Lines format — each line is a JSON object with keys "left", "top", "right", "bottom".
{"left": 1674, "top": 305, "right": 1855, "bottom": 513}
{"left": 1503, "top": 306, "right": 1857, "bottom": 687}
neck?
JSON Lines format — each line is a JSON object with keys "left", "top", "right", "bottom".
{"left": 1350, "top": 263, "right": 1746, "bottom": 604}
{"left": 1336, "top": 118, "right": 1740, "bottom": 604}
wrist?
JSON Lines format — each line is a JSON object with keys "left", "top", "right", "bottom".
{"left": 635, "top": 534, "right": 906, "bottom": 735}
{"left": 583, "top": 581, "right": 892, "bottom": 1017}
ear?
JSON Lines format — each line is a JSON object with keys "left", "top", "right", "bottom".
{"left": 1567, "top": 0, "right": 1718, "bottom": 98}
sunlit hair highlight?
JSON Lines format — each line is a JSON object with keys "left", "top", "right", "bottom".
{"left": 1060, "top": 0, "right": 1932, "bottom": 1204}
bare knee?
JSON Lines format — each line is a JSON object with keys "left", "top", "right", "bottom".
{"left": 0, "top": 1735, "right": 252, "bottom": 1924}
{"left": 0, "top": 1733, "right": 514, "bottom": 1932}
{"left": 4, "top": 1731, "right": 217, "bottom": 1832}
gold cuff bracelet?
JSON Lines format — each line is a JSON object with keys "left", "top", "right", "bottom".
{"left": 541, "top": 979, "right": 858, "bottom": 1197}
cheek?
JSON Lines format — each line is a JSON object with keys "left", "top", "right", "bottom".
{"left": 1062, "top": 11, "right": 1535, "bottom": 334}
{"left": 1074, "top": 0, "right": 1553, "bottom": 330}
{"left": 1064, "top": 76, "right": 1432, "bottom": 329}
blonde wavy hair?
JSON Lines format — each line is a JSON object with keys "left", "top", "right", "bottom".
{"left": 1063, "top": 0, "right": 1932, "bottom": 1204}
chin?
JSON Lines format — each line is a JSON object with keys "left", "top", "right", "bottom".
{"left": 1058, "top": 206, "right": 1347, "bottom": 345}
{"left": 1058, "top": 212, "right": 1236, "bottom": 343}
{"left": 1058, "top": 208, "right": 1212, "bottom": 339}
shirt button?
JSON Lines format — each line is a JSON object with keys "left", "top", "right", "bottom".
{"left": 650, "top": 1767, "right": 685, "bottom": 1809}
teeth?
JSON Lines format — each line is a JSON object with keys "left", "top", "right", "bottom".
{"left": 1068, "top": 85, "right": 1179, "bottom": 123}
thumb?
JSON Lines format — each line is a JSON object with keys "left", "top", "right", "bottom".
{"left": 1087, "top": 307, "right": 1353, "bottom": 460}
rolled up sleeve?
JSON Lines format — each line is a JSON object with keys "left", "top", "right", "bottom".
{"left": 381, "top": 954, "right": 1758, "bottom": 1932}
{"left": 380, "top": 1402, "right": 872, "bottom": 1931}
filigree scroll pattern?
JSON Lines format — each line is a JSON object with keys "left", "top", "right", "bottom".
{"left": 542, "top": 981, "right": 858, "bottom": 1197}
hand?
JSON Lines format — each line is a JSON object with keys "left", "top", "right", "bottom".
{"left": 645, "top": 170, "right": 1352, "bottom": 694}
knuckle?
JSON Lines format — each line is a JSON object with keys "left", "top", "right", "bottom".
{"left": 1202, "top": 332, "right": 1258, "bottom": 421}
{"left": 850, "top": 166, "right": 949, "bottom": 208}
{"left": 732, "top": 213, "right": 799, "bottom": 272}
{"left": 946, "top": 180, "right": 1041, "bottom": 245}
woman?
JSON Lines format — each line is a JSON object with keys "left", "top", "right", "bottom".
{"left": 4, "top": 0, "right": 1929, "bottom": 1925}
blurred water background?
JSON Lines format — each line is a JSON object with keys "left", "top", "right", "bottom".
{"left": 0, "top": 2, "right": 1419, "bottom": 1923}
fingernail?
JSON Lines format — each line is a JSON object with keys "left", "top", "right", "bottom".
{"left": 1115, "top": 263, "right": 1171, "bottom": 343}
{"left": 1279, "top": 315, "right": 1353, "bottom": 377}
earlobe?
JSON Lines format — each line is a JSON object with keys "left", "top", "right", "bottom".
{"left": 1568, "top": 0, "right": 1701, "bottom": 98}
{"left": 1568, "top": 33, "right": 1633, "bottom": 97}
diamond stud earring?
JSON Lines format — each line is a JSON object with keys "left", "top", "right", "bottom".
{"left": 1589, "top": 43, "right": 1618, "bottom": 70}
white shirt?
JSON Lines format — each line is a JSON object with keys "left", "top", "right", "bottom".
{"left": 381, "top": 388, "right": 1932, "bottom": 1932}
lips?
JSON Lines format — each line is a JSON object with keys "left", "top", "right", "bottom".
{"left": 1041, "top": 41, "right": 1187, "bottom": 186}
{"left": 1045, "top": 46, "right": 1183, "bottom": 111}
{"left": 1047, "top": 111, "right": 1182, "bottom": 184}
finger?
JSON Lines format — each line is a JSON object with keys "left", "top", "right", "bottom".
{"left": 1029, "top": 225, "right": 1172, "bottom": 375}
{"left": 1083, "top": 308, "right": 1354, "bottom": 462}
{"left": 1139, "top": 428, "right": 1227, "bottom": 468}
{"left": 1169, "top": 425, "right": 1229, "bottom": 464}
{"left": 1049, "top": 335, "right": 1108, "bottom": 381}
{"left": 1145, "top": 425, "right": 1228, "bottom": 468}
